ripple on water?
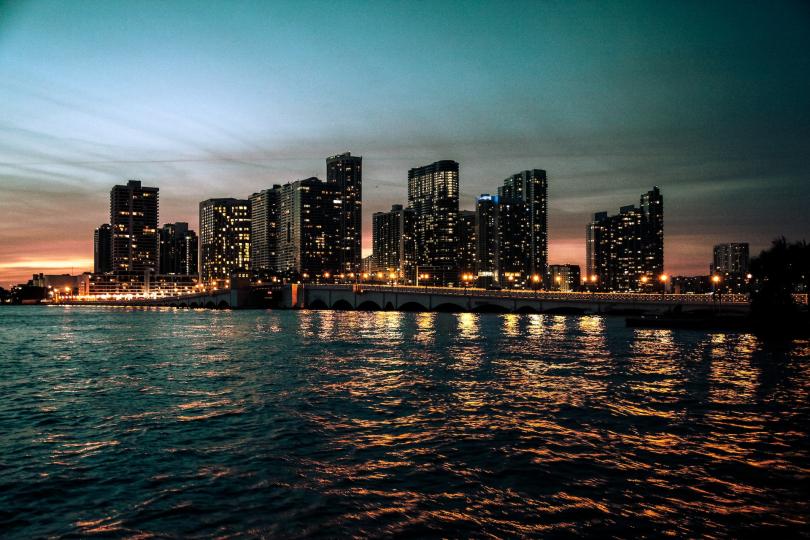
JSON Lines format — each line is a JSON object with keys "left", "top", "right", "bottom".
{"left": 0, "top": 306, "right": 808, "bottom": 537}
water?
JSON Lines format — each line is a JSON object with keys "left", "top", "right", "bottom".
{"left": 0, "top": 306, "right": 808, "bottom": 538}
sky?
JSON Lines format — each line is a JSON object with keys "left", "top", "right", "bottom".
{"left": 1, "top": 0, "right": 809, "bottom": 286}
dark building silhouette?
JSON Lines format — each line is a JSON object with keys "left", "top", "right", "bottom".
{"left": 408, "top": 160, "right": 459, "bottom": 284}
{"left": 457, "top": 210, "right": 477, "bottom": 276}
{"left": 199, "top": 198, "right": 251, "bottom": 284}
{"left": 372, "top": 204, "right": 416, "bottom": 282}
{"left": 326, "top": 152, "right": 362, "bottom": 273}
{"left": 276, "top": 178, "right": 340, "bottom": 278}
{"left": 93, "top": 224, "right": 112, "bottom": 273}
{"left": 249, "top": 186, "right": 281, "bottom": 276}
{"left": 110, "top": 180, "right": 159, "bottom": 274}
{"left": 712, "top": 243, "right": 749, "bottom": 275}
{"left": 159, "top": 222, "right": 198, "bottom": 276}
{"left": 586, "top": 187, "right": 664, "bottom": 291}
{"left": 549, "top": 264, "right": 581, "bottom": 292}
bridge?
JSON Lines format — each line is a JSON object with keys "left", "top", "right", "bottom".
{"left": 287, "top": 284, "right": 750, "bottom": 315}
{"left": 54, "top": 283, "right": 752, "bottom": 314}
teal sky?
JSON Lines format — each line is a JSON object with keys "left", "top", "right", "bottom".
{"left": 1, "top": 0, "right": 809, "bottom": 285}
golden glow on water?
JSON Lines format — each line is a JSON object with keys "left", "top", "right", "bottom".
{"left": 456, "top": 312, "right": 479, "bottom": 339}
{"left": 502, "top": 314, "right": 520, "bottom": 337}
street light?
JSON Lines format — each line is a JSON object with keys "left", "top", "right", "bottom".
{"left": 462, "top": 273, "right": 472, "bottom": 293}
{"left": 659, "top": 274, "right": 668, "bottom": 295}
{"left": 711, "top": 274, "right": 722, "bottom": 303}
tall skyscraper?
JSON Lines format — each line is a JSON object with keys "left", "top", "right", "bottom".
{"left": 372, "top": 204, "right": 416, "bottom": 282}
{"left": 249, "top": 186, "right": 281, "bottom": 275}
{"left": 586, "top": 187, "right": 664, "bottom": 291}
{"left": 93, "top": 224, "right": 112, "bottom": 274}
{"left": 326, "top": 152, "right": 362, "bottom": 273}
{"left": 199, "top": 198, "right": 251, "bottom": 284}
{"left": 159, "top": 222, "right": 198, "bottom": 276}
{"left": 407, "top": 160, "right": 459, "bottom": 283}
{"left": 457, "top": 210, "right": 477, "bottom": 275}
{"left": 497, "top": 170, "right": 548, "bottom": 281}
{"left": 276, "top": 178, "right": 340, "bottom": 278}
{"left": 110, "top": 180, "right": 159, "bottom": 274}
{"left": 712, "top": 243, "right": 749, "bottom": 274}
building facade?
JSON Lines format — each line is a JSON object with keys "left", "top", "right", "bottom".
{"left": 372, "top": 204, "right": 416, "bottom": 283}
{"left": 110, "top": 180, "right": 159, "bottom": 274}
{"left": 497, "top": 170, "right": 548, "bottom": 282}
{"left": 93, "top": 224, "right": 112, "bottom": 274}
{"left": 199, "top": 198, "right": 251, "bottom": 284}
{"left": 326, "top": 152, "right": 362, "bottom": 273}
{"left": 407, "top": 160, "right": 459, "bottom": 283}
{"left": 457, "top": 210, "right": 477, "bottom": 276}
{"left": 585, "top": 187, "right": 664, "bottom": 291}
{"left": 276, "top": 178, "right": 340, "bottom": 278}
{"left": 158, "top": 222, "right": 198, "bottom": 276}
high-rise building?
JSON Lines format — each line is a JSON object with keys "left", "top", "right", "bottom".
{"left": 110, "top": 180, "right": 159, "bottom": 274}
{"left": 712, "top": 243, "right": 749, "bottom": 275}
{"left": 159, "top": 222, "right": 198, "bottom": 276}
{"left": 640, "top": 186, "right": 664, "bottom": 278}
{"left": 93, "top": 224, "right": 112, "bottom": 274}
{"left": 407, "top": 160, "right": 459, "bottom": 283}
{"left": 585, "top": 187, "right": 664, "bottom": 291}
{"left": 497, "top": 170, "right": 548, "bottom": 282}
{"left": 475, "top": 195, "right": 500, "bottom": 284}
{"left": 326, "top": 152, "right": 362, "bottom": 273}
{"left": 249, "top": 186, "right": 281, "bottom": 276}
{"left": 199, "top": 198, "right": 251, "bottom": 284}
{"left": 276, "top": 178, "right": 340, "bottom": 278}
{"left": 457, "top": 210, "right": 477, "bottom": 275}
{"left": 372, "top": 204, "right": 416, "bottom": 282}
{"left": 549, "top": 264, "right": 581, "bottom": 292}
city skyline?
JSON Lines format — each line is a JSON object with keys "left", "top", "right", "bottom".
{"left": 2, "top": 1, "right": 810, "bottom": 286}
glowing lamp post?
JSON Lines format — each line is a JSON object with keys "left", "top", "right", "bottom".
{"left": 711, "top": 274, "right": 722, "bottom": 303}
{"left": 659, "top": 274, "right": 669, "bottom": 296}
{"left": 640, "top": 275, "right": 649, "bottom": 291}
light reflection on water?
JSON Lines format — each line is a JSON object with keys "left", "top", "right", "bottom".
{"left": 0, "top": 306, "right": 808, "bottom": 538}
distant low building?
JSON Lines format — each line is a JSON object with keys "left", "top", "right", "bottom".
{"left": 31, "top": 273, "right": 91, "bottom": 296}
{"left": 549, "top": 264, "right": 581, "bottom": 292}
{"left": 87, "top": 272, "right": 198, "bottom": 298}
{"left": 671, "top": 275, "right": 711, "bottom": 295}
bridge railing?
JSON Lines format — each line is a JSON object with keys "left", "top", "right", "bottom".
{"left": 304, "top": 283, "right": 750, "bottom": 305}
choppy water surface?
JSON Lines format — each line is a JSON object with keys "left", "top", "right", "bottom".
{"left": 0, "top": 306, "right": 808, "bottom": 538}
